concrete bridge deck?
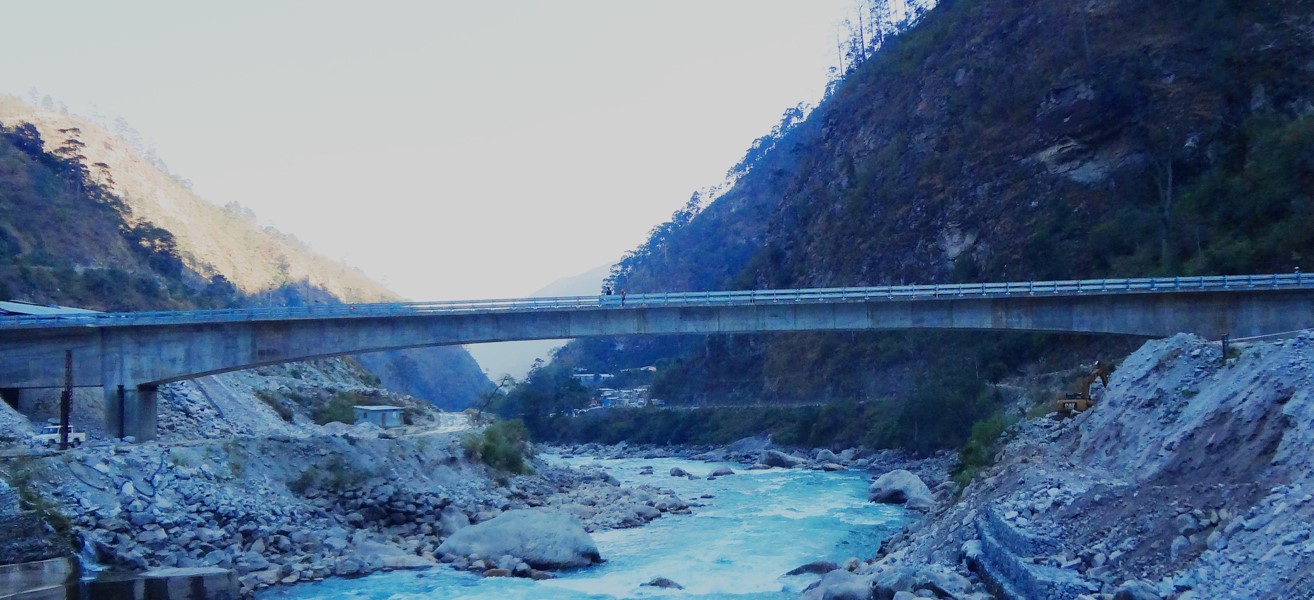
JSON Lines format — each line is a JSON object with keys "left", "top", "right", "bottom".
{"left": 2, "top": 273, "right": 1311, "bottom": 440}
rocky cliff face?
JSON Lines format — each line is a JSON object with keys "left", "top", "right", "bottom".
{"left": 868, "top": 333, "right": 1314, "bottom": 599}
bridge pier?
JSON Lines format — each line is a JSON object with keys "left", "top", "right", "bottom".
{"left": 103, "top": 384, "right": 158, "bottom": 442}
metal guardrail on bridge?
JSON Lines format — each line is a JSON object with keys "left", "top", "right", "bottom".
{"left": 1, "top": 273, "right": 1310, "bottom": 331}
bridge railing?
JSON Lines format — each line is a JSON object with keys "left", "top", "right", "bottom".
{"left": 1, "top": 272, "right": 1309, "bottom": 330}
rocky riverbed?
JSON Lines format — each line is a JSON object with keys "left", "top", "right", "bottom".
{"left": 2, "top": 425, "right": 690, "bottom": 597}
{"left": 549, "top": 439, "right": 1012, "bottom": 600}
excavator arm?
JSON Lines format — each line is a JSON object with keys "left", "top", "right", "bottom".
{"left": 1056, "top": 362, "right": 1112, "bottom": 415}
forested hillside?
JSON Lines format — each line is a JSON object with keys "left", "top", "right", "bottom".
{"left": 505, "top": 0, "right": 1314, "bottom": 452}
{"left": 0, "top": 100, "right": 489, "bottom": 409}
{"left": 0, "top": 122, "right": 237, "bottom": 310}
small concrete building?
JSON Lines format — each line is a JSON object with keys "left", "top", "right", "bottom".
{"left": 353, "top": 405, "right": 404, "bottom": 428}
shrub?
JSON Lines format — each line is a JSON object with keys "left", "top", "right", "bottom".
{"left": 314, "top": 391, "right": 365, "bottom": 425}
{"left": 952, "top": 412, "right": 1015, "bottom": 489}
{"left": 287, "top": 469, "right": 316, "bottom": 495}
{"left": 1, "top": 457, "right": 72, "bottom": 536}
{"left": 255, "top": 390, "right": 294, "bottom": 422}
{"left": 286, "top": 455, "right": 372, "bottom": 495}
{"left": 461, "top": 420, "right": 533, "bottom": 475}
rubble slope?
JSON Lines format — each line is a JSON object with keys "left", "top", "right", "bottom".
{"left": 880, "top": 332, "right": 1314, "bottom": 599}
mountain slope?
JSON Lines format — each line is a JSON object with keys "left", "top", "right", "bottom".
{"left": 0, "top": 95, "right": 391, "bottom": 302}
{"left": 0, "top": 97, "right": 489, "bottom": 409}
{"left": 532, "top": 0, "right": 1314, "bottom": 449}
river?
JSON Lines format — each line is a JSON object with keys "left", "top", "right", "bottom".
{"left": 260, "top": 455, "right": 908, "bottom": 599}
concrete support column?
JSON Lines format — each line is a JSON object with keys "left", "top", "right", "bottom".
{"left": 127, "top": 385, "right": 158, "bottom": 442}
{"left": 104, "top": 384, "right": 124, "bottom": 439}
{"left": 104, "top": 384, "right": 158, "bottom": 441}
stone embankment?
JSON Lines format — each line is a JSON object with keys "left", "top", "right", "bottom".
{"left": 4, "top": 425, "right": 688, "bottom": 597}
{"left": 808, "top": 332, "right": 1314, "bottom": 600}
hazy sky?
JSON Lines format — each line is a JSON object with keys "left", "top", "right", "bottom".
{"left": 3, "top": 1, "right": 854, "bottom": 300}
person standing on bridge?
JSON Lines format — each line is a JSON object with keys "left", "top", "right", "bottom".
{"left": 620, "top": 289, "right": 627, "bottom": 306}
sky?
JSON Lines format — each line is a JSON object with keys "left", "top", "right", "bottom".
{"left": 2, "top": 0, "right": 855, "bottom": 300}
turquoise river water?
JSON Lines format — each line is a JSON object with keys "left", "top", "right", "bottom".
{"left": 259, "top": 455, "right": 908, "bottom": 600}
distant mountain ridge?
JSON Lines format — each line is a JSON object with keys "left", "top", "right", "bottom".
{"left": 465, "top": 264, "right": 612, "bottom": 380}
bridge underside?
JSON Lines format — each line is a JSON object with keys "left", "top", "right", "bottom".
{"left": 1, "top": 290, "right": 1310, "bottom": 440}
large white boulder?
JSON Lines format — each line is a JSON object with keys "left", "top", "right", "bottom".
{"left": 868, "top": 470, "right": 934, "bottom": 511}
{"left": 436, "top": 509, "right": 602, "bottom": 569}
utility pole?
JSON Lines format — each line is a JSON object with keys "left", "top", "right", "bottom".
{"left": 60, "top": 350, "right": 72, "bottom": 450}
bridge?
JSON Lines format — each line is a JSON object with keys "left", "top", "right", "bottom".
{"left": 2, "top": 273, "right": 1311, "bottom": 441}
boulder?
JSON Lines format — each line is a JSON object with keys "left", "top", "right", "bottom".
{"left": 785, "top": 561, "right": 840, "bottom": 576}
{"left": 868, "top": 470, "right": 934, "bottom": 511}
{"left": 334, "top": 558, "right": 364, "bottom": 577}
{"left": 633, "top": 504, "right": 661, "bottom": 521}
{"left": 726, "top": 434, "right": 773, "bottom": 455}
{"left": 708, "top": 467, "right": 735, "bottom": 478}
{"left": 914, "top": 565, "right": 971, "bottom": 598}
{"left": 642, "top": 577, "right": 685, "bottom": 589}
{"left": 1113, "top": 580, "right": 1163, "bottom": 600}
{"left": 760, "top": 450, "right": 806, "bottom": 469}
{"left": 437, "top": 505, "right": 471, "bottom": 536}
{"left": 670, "top": 467, "right": 691, "bottom": 478}
{"left": 435, "top": 509, "right": 602, "bottom": 570}
{"left": 801, "top": 569, "right": 874, "bottom": 600}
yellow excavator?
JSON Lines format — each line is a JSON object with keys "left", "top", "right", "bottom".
{"left": 1056, "top": 361, "right": 1111, "bottom": 414}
